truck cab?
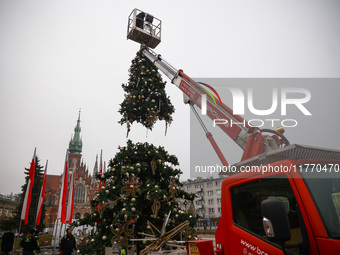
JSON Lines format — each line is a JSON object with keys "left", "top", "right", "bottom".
{"left": 215, "top": 145, "right": 340, "bottom": 255}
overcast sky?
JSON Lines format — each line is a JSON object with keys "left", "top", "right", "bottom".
{"left": 1, "top": 0, "right": 339, "bottom": 195}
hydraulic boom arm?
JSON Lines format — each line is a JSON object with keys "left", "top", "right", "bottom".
{"left": 142, "top": 47, "right": 254, "bottom": 150}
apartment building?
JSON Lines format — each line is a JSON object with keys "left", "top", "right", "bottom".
{"left": 181, "top": 176, "right": 225, "bottom": 230}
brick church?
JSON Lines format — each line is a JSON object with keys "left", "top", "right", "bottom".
{"left": 44, "top": 112, "right": 99, "bottom": 229}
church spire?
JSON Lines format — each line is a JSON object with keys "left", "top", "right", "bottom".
{"left": 92, "top": 154, "right": 98, "bottom": 179}
{"left": 69, "top": 110, "right": 83, "bottom": 154}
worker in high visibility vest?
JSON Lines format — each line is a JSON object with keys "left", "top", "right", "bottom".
{"left": 20, "top": 229, "right": 38, "bottom": 255}
{"left": 120, "top": 247, "right": 127, "bottom": 255}
{"left": 33, "top": 230, "right": 40, "bottom": 254}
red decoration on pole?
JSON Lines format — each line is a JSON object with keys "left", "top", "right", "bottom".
{"left": 21, "top": 148, "right": 36, "bottom": 225}
{"left": 66, "top": 169, "right": 76, "bottom": 224}
{"left": 57, "top": 150, "right": 69, "bottom": 224}
{"left": 36, "top": 160, "right": 48, "bottom": 226}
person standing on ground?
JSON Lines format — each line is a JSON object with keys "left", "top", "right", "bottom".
{"left": 60, "top": 227, "right": 77, "bottom": 255}
{"left": 1, "top": 232, "right": 15, "bottom": 255}
{"left": 33, "top": 230, "right": 40, "bottom": 254}
{"left": 120, "top": 247, "right": 126, "bottom": 255}
{"left": 20, "top": 229, "right": 38, "bottom": 255}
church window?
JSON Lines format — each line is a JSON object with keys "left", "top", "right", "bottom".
{"left": 75, "top": 184, "right": 85, "bottom": 203}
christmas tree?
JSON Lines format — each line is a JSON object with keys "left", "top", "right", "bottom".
{"left": 73, "top": 140, "right": 198, "bottom": 254}
{"left": 119, "top": 50, "right": 175, "bottom": 136}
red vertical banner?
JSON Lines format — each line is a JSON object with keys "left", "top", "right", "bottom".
{"left": 66, "top": 169, "right": 76, "bottom": 224}
{"left": 57, "top": 150, "right": 68, "bottom": 224}
{"left": 21, "top": 148, "right": 36, "bottom": 225}
{"left": 36, "top": 160, "right": 48, "bottom": 226}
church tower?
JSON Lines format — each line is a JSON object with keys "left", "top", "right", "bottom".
{"left": 67, "top": 111, "right": 97, "bottom": 219}
{"left": 44, "top": 111, "right": 100, "bottom": 228}
{"left": 69, "top": 110, "right": 83, "bottom": 154}
{"left": 68, "top": 110, "right": 83, "bottom": 190}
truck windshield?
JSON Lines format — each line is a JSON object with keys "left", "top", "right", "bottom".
{"left": 301, "top": 171, "right": 340, "bottom": 238}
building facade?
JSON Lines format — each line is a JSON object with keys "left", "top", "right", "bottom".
{"left": 44, "top": 112, "right": 99, "bottom": 228}
{"left": 181, "top": 176, "right": 225, "bottom": 230}
{"left": 0, "top": 196, "right": 19, "bottom": 222}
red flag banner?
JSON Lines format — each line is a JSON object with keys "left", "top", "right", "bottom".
{"left": 66, "top": 169, "right": 76, "bottom": 224}
{"left": 21, "top": 149, "right": 36, "bottom": 225}
{"left": 36, "top": 160, "right": 48, "bottom": 226}
{"left": 57, "top": 151, "right": 68, "bottom": 224}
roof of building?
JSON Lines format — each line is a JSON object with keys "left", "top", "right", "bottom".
{"left": 183, "top": 176, "right": 225, "bottom": 184}
{"left": 0, "top": 196, "right": 20, "bottom": 206}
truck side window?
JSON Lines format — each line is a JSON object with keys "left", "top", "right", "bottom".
{"left": 231, "top": 177, "right": 303, "bottom": 254}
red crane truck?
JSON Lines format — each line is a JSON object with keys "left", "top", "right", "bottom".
{"left": 127, "top": 9, "right": 340, "bottom": 254}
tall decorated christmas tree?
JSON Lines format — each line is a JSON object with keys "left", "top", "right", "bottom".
{"left": 74, "top": 140, "right": 198, "bottom": 254}
{"left": 119, "top": 50, "right": 175, "bottom": 136}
